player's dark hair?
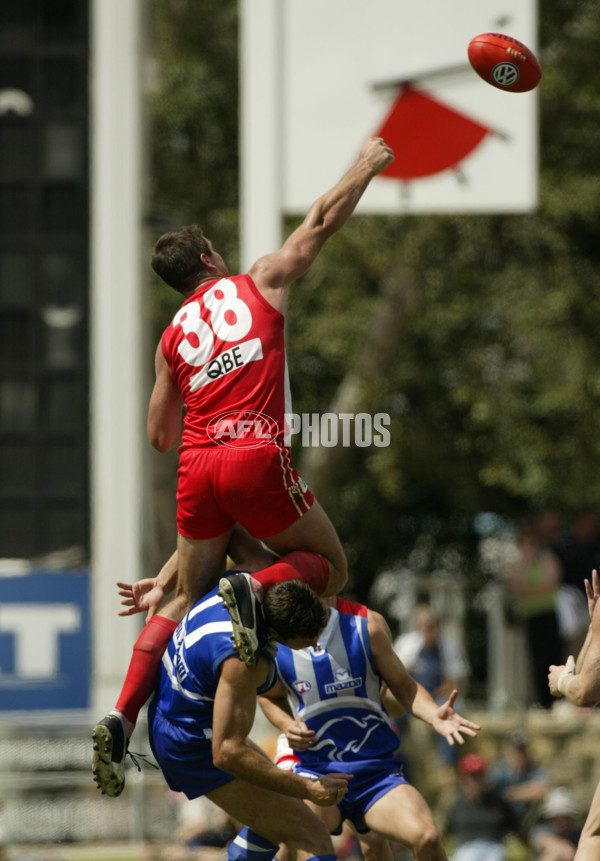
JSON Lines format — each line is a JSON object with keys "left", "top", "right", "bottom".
{"left": 151, "top": 225, "right": 212, "bottom": 293}
{"left": 262, "top": 580, "right": 327, "bottom": 641}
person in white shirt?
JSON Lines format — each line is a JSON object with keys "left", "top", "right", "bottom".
{"left": 393, "top": 604, "right": 470, "bottom": 768}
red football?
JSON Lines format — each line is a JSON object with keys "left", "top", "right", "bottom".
{"left": 467, "top": 32, "right": 542, "bottom": 93}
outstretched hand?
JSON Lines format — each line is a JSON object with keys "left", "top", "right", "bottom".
{"left": 117, "top": 578, "right": 165, "bottom": 622}
{"left": 359, "top": 137, "right": 395, "bottom": 175}
{"left": 584, "top": 569, "right": 600, "bottom": 620}
{"left": 431, "top": 689, "right": 481, "bottom": 746}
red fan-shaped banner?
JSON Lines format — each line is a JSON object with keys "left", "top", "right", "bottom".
{"left": 374, "top": 85, "right": 493, "bottom": 180}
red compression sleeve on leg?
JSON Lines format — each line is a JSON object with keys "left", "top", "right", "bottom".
{"left": 115, "top": 615, "right": 178, "bottom": 724}
{"left": 252, "top": 551, "right": 330, "bottom": 596}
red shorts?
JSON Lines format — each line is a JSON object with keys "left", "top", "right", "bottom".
{"left": 176, "top": 444, "right": 314, "bottom": 540}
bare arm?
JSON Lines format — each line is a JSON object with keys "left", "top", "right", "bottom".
{"left": 577, "top": 569, "right": 600, "bottom": 673}
{"left": 116, "top": 527, "right": 277, "bottom": 620}
{"left": 213, "top": 657, "right": 350, "bottom": 805}
{"left": 575, "top": 624, "right": 594, "bottom": 675}
{"left": 364, "top": 608, "right": 406, "bottom": 717}
{"left": 147, "top": 341, "right": 184, "bottom": 452}
{"left": 368, "top": 619, "right": 480, "bottom": 745}
{"left": 380, "top": 685, "right": 406, "bottom": 719}
{"left": 367, "top": 607, "right": 393, "bottom": 640}
{"left": 530, "top": 831, "right": 577, "bottom": 858}
{"left": 548, "top": 571, "right": 600, "bottom": 706}
{"left": 259, "top": 682, "right": 317, "bottom": 752}
{"left": 502, "top": 777, "right": 549, "bottom": 804}
{"left": 117, "top": 549, "right": 179, "bottom": 621}
{"left": 248, "top": 137, "right": 394, "bottom": 310}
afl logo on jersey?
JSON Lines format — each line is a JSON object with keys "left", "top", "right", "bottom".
{"left": 293, "top": 679, "right": 312, "bottom": 695}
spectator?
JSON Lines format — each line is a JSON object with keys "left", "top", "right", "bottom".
{"left": 445, "top": 753, "right": 520, "bottom": 861}
{"left": 394, "top": 605, "right": 469, "bottom": 701}
{"left": 535, "top": 510, "right": 562, "bottom": 549}
{"left": 504, "top": 521, "right": 564, "bottom": 708}
{"left": 553, "top": 509, "right": 600, "bottom": 597}
{"left": 528, "top": 787, "right": 582, "bottom": 861}
{"left": 552, "top": 508, "right": 600, "bottom": 655}
{"left": 490, "top": 730, "right": 550, "bottom": 836}
{"left": 393, "top": 604, "right": 470, "bottom": 767}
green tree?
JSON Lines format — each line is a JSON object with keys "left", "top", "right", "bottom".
{"left": 286, "top": 1, "right": 600, "bottom": 595}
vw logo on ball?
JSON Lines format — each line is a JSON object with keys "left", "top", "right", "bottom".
{"left": 492, "top": 62, "right": 520, "bottom": 88}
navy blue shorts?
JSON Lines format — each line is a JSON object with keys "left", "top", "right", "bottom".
{"left": 148, "top": 701, "right": 234, "bottom": 799}
{"left": 291, "top": 758, "right": 408, "bottom": 833}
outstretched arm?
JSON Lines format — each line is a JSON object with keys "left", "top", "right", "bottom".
{"left": 249, "top": 137, "right": 394, "bottom": 309}
{"left": 116, "top": 526, "right": 278, "bottom": 620}
{"left": 549, "top": 572, "right": 600, "bottom": 706}
{"left": 369, "top": 619, "right": 480, "bottom": 746}
{"left": 117, "top": 549, "right": 179, "bottom": 621}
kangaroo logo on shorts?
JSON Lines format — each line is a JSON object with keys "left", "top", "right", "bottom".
{"left": 208, "top": 410, "right": 279, "bottom": 449}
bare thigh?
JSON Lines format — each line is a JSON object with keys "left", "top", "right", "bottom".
{"left": 158, "top": 529, "right": 233, "bottom": 622}
{"left": 206, "top": 778, "right": 334, "bottom": 857}
{"left": 364, "top": 784, "right": 445, "bottom": 858}
{"left": 262, "top": 498, "right": 348, "bottom": 594}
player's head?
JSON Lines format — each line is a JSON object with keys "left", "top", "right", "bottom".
{"left": 262, "top": 580, "right": 327, "bottom": 648}
{"left": 151, "top": 225, "right": 228, "bottom": 293}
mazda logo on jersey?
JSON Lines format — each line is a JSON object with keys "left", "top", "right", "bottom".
{"left": 324, "top": 667, "right": 363, "bottom": 694}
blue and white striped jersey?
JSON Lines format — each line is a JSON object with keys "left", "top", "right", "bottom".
{"left": 152, "top": 585, "right": 276, "bottom": 732}
{"left": 275, "top": 607, "right": 399, "bottom": 764}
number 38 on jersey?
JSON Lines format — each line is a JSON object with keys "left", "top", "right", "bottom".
{"left": 172, "top": 278, "right": 263, "bottom": 391}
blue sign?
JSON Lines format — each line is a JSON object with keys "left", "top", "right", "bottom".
{"left": 0, "top": 568, "right": 90, "bottom": 710}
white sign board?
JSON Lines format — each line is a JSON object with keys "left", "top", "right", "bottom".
{"left": 282, "top": 0, "right": 538, "bottom": 214}
{"left": 242, "top": 0, "right": 538, "bottom": 230}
